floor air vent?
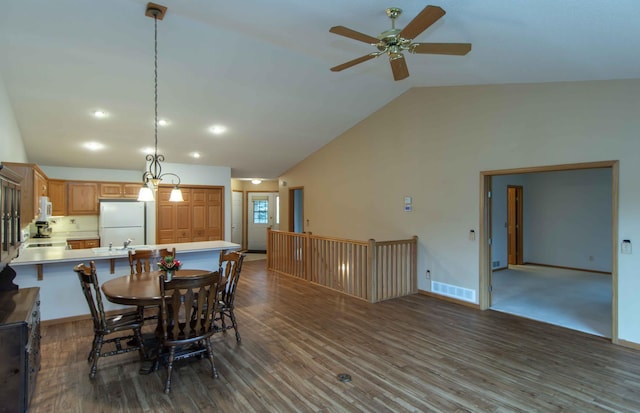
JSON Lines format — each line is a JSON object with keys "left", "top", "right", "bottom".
{"left": 431, "top": 281, "right": 476, "bottom": 303}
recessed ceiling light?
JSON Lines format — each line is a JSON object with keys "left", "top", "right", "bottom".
{"left": 191, "top": 152, "right": 201, "bottom": 158}
{"left": 92, "top": 110, "right": 107, "bottom": 118}
{"left": 251, "top": 179, "right": 262, "bottom": 185}
{"left": 209, "top": 124, "right": 227, "bottom": 135}
{"left": 157, "top": 119, "right": 169, "bottom": 126}
{"left": 141, "top": 147, "right": 155, "bottom": 155}
{"left": 83, "top": 142, "right": 104, "bottom": 151}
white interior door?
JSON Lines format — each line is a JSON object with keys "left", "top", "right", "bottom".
{"left": 231, "top": 191, "right": 243, "bottom": 246}
{"left": 247, "top": 192, "right": 278, "bottom": 251}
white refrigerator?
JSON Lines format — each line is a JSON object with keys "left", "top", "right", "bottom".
{"left": 99, "top": 201, "right": 146, "bottom": 247}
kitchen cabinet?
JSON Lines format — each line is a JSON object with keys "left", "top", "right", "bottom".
{"left": 0, "top": 165, "right": 22, "bottom": 264}
{"left": 0, "top": 287, "right": 40, "bottom": 413}
{"left": 47, "top": 180, "right": 66, "bottom": 216}
{"left": 67, "top": 182, "right": 99, "bottom": 215}
{"left": 157, "top": 187, "right": 191, "bottom": 244}
{"left": 66, "top": 239, "right": 99, "bottom": 250}
{"left": 99, "top": 182, "right": 141, "bottom": 199}
{"left": 1, "top": 162, "right": 47, "bottom": 225}
{"left": 156, "top": 186, "right": 224, "bottom": 244}
{"left": 191, "top": 187, "right": 223, "bottom": 241}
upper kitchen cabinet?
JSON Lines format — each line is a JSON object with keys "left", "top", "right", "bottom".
{"left": 67, "top": 182, "right": 99, "bottom": 215}
{"left": 47, "top": 180, "right": 66, "bottom": 216}
{"left": 99, "top": 182, "right": 141, "bottom": 199}
{"left": 1, "top": 162, "right": 47, "bottom": 225}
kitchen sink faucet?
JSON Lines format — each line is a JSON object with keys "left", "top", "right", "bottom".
{"left": 123, "top": 238, "right": 132, "bottom": 248}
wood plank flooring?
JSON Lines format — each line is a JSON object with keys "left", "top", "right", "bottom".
{"left": 31, "top": 260, "right": 640, "bottom": 412}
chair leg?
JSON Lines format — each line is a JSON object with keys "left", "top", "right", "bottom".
{"left": 229, "top": 309, "right": 241, "bottom": 343}
{"left": 88, "top": 335, "right": 99, "bottom": 363}
{"left": 204, "top": 338, "right": 218, "bottom": 379}
{"left": 164, "top": 347, "right": 176, "bottom": 394}
{"left": 90, "top": 335, "right": 104, "bottom": 379}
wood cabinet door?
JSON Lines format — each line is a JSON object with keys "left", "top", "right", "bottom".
{"left": 67, "top": 182, "right": 98, "bottom": 215}
{"left": 66, "top": 240, "right": 84, "bottom": 250}
{"left": 123, "top": 184, "right": 141, "bottom": 199}
{"left": 205, "top": 188, "right": 223, "bottom": 240}
{"left": 84, "top": 239, "right": 100, "bottom": 248}
{"left": 99, "top": 183, "right": 123, "bottom": 198}
{"left": 48, "top": 180, "right": 67, "bottom": 216}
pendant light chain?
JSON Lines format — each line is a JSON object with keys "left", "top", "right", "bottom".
{"left": 154, "top": 13, "right": 158, "bottom": 161}
{"left": 138, "top": 3, "right": 183, "bottom": 203}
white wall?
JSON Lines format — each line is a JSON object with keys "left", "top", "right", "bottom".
{"left": 280, "top": 79, "right": 640, "bottom": 344}
{"left": 524, "top": 169, "right": 612, "bottom": 272}
{"left": 0, "top": 71, "right": 27, "bottom": 162}
{"left": 491, "top": 170, "right": 612, "bottom": 272}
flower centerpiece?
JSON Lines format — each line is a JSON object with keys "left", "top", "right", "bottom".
{"left": 158, "top": 256, "right": 181, "bottom": 280}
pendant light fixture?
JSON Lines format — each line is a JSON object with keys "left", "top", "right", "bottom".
{"left": 138, "top": 2, "right": 183, "bottom": 202}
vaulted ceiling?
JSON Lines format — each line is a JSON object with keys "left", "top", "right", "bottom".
{"left": 2, "top": 0, "right": 640, "bottom": 179}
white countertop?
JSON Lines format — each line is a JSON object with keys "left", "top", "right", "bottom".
{"left": 11, "top": 240, "right": 240, "bottom": 266}
{"left": 24, "top": 231, "right": 99, "bottom": 245}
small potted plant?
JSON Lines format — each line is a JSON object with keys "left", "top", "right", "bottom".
{"left": 158, "top": 256, "right": 181, "bottom": 281}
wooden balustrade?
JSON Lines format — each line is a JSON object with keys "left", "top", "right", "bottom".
{"left": 267, "top": 230, "right": 417, "bottom": 303}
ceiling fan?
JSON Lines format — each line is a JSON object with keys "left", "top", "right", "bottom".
{"left": 329, "top": 5, "right": 471, "bottom": 81}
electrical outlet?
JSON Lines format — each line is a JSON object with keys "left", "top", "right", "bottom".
{"left": 425, "top": 270, "right": 431, "bottom": 279}
{"left": 621, "top": 240, "right": 632, "bottom": 254}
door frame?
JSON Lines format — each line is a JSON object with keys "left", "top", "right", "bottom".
{"left": 507, "top": 185, "right": 523, "bottom": 265}
{"left": 288, "top": 187, "right": 304, "bottom": 233}
{"left": 479, "top": 160, "right": 619, "bottom": 342}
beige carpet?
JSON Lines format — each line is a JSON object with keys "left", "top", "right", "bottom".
{"left": 490, "top": 265, "right": 611, "bottom": 337}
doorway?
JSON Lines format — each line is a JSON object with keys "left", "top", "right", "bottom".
{"left": 507, "top": 186, "right": 523, "bottom": 265}
{"left": 231, "top": 190, "right": 243, "bottom": 247}
{"left": 479, "top": 160, "right": 619, "bottom": 341}
{"left": 247, "top": 192, "right": 279, "bottom": 252}
{"left": 289, "top": 187, "right": 304, "bottom": 233}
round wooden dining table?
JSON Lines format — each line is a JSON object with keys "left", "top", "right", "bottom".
{"left": 101, "top": 269, "right": 211, "bottom": 306}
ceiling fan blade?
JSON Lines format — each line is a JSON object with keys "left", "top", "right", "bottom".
{"left": 330, "top": 53, "right": 379, "bottom": 72}
{"left": 411, "top": 43, "right": 472, "bottom": 55}
{"left": 329, "top": 26, "right": 380, "bottom": 44}
{"left": 389, "top": 56, "right": 409, "bottom": 81}
{"left": 399, "top": 5, "right": 446, "bottom": 40}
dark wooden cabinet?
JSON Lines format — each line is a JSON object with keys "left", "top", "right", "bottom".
{"left": 1, "top": 162, "right": 46, "bottom": 225}
{"left": 0, "top": 287, "right": 40, "bottom": 413}
{"left": 0, "top": 165, "right": 22, "bottom": 265}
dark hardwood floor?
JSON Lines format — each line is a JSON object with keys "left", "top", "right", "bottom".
{"left": 32, "top": 260, "right": 640, "bottom": 412}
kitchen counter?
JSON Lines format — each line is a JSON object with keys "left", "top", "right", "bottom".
{"left": 23, "top": 231, "right": 99, "bottom": 247}
{"left": 9, "top": 240, "right": 240, "bottom": 321}
{"left": 12, "top": 240, "right": 237, "bottom": 266}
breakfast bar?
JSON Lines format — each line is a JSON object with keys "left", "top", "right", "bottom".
{"left": 10, "top": 240, "right": 240, "bottom": 321}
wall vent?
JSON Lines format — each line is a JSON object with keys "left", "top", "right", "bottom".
{"left": 431, "top": 281, "right": 476, "bottom": 303}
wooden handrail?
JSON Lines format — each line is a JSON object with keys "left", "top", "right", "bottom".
{"left": 267, "top": 229, "right": 417, "bottom": 303}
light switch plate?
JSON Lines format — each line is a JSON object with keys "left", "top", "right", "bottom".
{"left": 621, "top": 240, "right": 632, "bottom": 254}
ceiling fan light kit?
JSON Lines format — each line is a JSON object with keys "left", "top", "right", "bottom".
{"left": 329, "top": 5, "right": 472, "bottom": 81}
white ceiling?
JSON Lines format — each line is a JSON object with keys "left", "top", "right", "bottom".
{"left": 2, "top": 0, "right": 640, "bottom": 179}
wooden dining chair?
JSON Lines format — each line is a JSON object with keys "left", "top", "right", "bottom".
{"left": 215, "top": 250, "right": 246, "bottom": 342}
{"left": 128, "top": 248, "right": 176, "bottom": 275}
{"left": 155, "top": 271, "right": 223, "bottom": 394}
{"left": 74, "top": 261, "right": 146, "bottom": 379}
{"left": 128, "top": 248, "right": 176, "bottom": 321}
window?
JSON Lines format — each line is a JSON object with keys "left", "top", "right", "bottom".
{"left": 253, "top": 199, "right": 268, "bottom": 224}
